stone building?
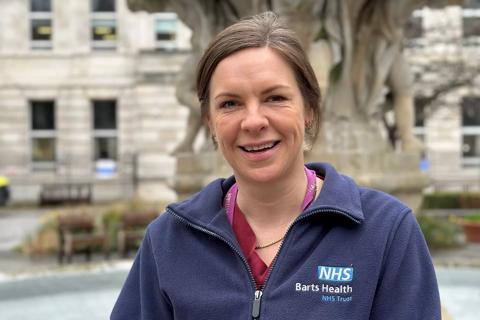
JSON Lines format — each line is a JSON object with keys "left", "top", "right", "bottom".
{"left": 0, "top": 0, "right": 478, "bottom": 204}
{"left": 405, "top": 1, "right": 480, "bottom": 191}
{"left": 0, "top": 0, "right": 191, "bottom": 203}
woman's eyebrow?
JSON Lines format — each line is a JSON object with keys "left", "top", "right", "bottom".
{"left": 213, "top": 92, "right": 241, "bottom": 101}
{"left": 260, "top": 84, "right": 291, "bottom": 95}
{"left": 213, "top": 84, "right": 291, "bottom": 101}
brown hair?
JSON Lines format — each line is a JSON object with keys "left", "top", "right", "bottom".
{"left": 196, "top": 11, "right": 322, "bottom": 144}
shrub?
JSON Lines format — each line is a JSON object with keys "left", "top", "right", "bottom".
{"left": 459, "top": 194, "right": 480, "bottom": 209}
{"left": 102, "top": 206, "right": 123, "bottom": 251}
{"left": 101, "top": 197, "right": 166, "bottom": 250}
{"left": 421, "top": 192, "right": 480, "bottom": 209}
{"left": 421, "top": 193, "right": 461, "bottom": 209}
{"left": 19, "top": 198, "right": 167, "bottom": 256}
{"left": 416, "top": 214, "right": 465, "bottom": 250}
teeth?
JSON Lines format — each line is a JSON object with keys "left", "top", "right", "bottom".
{"left": 244, "top": 142, "right": 275, "bottom": 152}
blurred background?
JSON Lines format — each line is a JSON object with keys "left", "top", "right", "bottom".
{"left": 0, "top": 0, "right": 479, "bottom": 319}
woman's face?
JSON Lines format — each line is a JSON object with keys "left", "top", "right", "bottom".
{"left": 208, "top": 47, "right": 311, "bottom": 184}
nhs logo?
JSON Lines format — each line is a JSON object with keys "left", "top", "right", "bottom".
{"left": 317, "top": 265, "right": 354, "bottom": 282}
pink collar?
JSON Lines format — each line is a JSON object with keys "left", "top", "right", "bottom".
{"left": 223, "top": 167, "right": 317, "bottom": 225}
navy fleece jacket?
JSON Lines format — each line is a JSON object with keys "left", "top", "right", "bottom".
{"left": 111, "top": 162, "right": 440, "bottom": 319}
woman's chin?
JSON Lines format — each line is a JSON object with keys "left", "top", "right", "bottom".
{"left": 234, "top": 166, "right": 284, "bottom": 185}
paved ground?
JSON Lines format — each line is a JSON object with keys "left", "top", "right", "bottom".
{"left": 436, "top": 266, "right": 480, "bottom": 320}
{"left": 0, "top": 209, "right": 44, "bottom": 251}
{"left": 433, "top": 244, "right": 480, "bottom": 268}
{"left": 0, "top": 208, "right": 52, "bottom": 274}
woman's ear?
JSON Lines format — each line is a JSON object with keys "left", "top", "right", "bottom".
{"left": 205, "top": 114, "right": 214, "bottom": 136}
{"left": 205, "top": 118, "right": 219, "bottom": 148}
{"left": 304, "top": 106, "right": 314, "bottom": 127}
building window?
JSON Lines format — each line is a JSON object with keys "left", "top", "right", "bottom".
{"left": 463, "top": 8, "right": 480, "bottom": 46}
{"left": 405, "top": 10, "right": 424, "bottom": 48}
{"left": 462, "top": 96, "right": 480, "bottom": 167}
{"left": 465, "top": 0, "right": 480, "bottom": 8}
{"left": 31, "top": 101, "right": 56, "bottom": 170}
{"left": 154, "top": 13, "right": 178, "bottom": 51}
{"left": 30, "top": 0, "right": 52, "bottom": 50}
{"left": 93, "top": 100, "right": 117, "bottom": 161}
{"left": 413, "top": 97, "right": 428, "bottom": 143}
{"left": 91, "top": 0, "right": 116, "bottom": 50}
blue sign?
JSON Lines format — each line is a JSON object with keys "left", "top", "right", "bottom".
{"left": 318, "top": 266, "right": 353, "bottom": 282}
{"left": 95, "top": 159, "right": 116, "bottom": 179}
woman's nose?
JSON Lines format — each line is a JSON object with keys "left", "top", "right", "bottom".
{"left": 240, "top": 104, "right": 268, "bottom": 133}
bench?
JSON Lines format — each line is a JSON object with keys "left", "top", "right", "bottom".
{"left": 40, "top": 183, "right": 92, "bottom": 206}
{"left": 117, "top": 211, "right": 158, "bottom": 257}
{"left": 57, "top": 213, "right": 109, "bottom": 263}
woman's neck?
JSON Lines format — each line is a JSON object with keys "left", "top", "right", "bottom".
{"left": 235, "top": 164, "right": 308, "bottom": 228}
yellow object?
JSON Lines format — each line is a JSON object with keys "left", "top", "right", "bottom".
{"left": 0, "top": 176, "right": 10, "bottom": 187}
{"left": 37, "top": 26, "right": 52, "bottom": 35}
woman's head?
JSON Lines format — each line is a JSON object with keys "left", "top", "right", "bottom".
{"left": 196, "top": 11, "right": 321, "bottom": 144}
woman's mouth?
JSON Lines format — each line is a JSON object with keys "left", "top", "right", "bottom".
{"left": 240, "top": 141, "right": 280, "bottom": 153}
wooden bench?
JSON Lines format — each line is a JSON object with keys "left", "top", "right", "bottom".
{"left": 117, "top": 211, "right": 158, "bottom": 257}
{"left": 57, "top": 213, "right": 109, "bottom": 263}
{"left": 40, "top": 183, "right": 92, "bottom": 206}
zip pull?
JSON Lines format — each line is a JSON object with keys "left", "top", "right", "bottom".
{"left": 252, "top": 290, "right": 263, "bottom": 319}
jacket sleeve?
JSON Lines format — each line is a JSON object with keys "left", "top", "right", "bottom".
{"left": 111, "top": 227, "right": 173, "bottom": 320}
{"left": 370, "top": 210, "right": 441, "bottom": 320}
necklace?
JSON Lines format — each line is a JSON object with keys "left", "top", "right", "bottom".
{"left": 224, "top": 166, "right": 318, "bottom": 250}
{"left": 255, "top": 237, "right": 285, "bottom": 250}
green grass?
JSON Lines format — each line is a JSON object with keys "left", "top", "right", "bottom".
{"left": 463, "top": 213, "right": 480, "bottom": 222}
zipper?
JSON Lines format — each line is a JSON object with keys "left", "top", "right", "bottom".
{"left": 168, "top": 208, "right": 261, "bottom": 319}
{"left": 168, "top": 207, "right": 359, "bottom": 319}
{"left": 252, "top": 290, "right": 263, "bottom": 319}
{"left": 167, "top": 208, "right": 258, "bottom": 289}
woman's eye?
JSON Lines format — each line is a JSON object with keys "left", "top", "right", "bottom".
{"left": 220, "top": 100, "right": 237, "bottom": 109}
{"left": 267, "top": 95, "right": 286, "bottom": 102}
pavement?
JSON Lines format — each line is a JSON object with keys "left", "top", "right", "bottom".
{"left": 432, "top": 243, "right": 480, "bottom": 268}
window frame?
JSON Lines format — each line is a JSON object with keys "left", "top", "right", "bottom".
{"left": 91, "top": 0, "right": 115, "bottom": 12}
{"left": 92, "top": 99, "right": 118, "bottom": 163}
{"left": 413, "top": 96, "right": 427, "bottom": 144}
{"left": 464, "top": 0, "right": 480, "bottom": 9}
{"left": 461, "top": 96, "right": 480, "bottom": 168}
{"left": 405, "top": 10, "right": 426, "bottom": 48}
{"left": 29, "top": 0, "right": 53, "bottom": 50}
{"left": 463, "top": 9, "right": 480, "bottom": 47}
{"left": 30, "top": 100, "right": 56, "bottom": 171}
{"left": 154, "top": 12, "right": 179, "bottom": 51}
{"left": 91, "top": 1, "right": 117, "bottom": 50}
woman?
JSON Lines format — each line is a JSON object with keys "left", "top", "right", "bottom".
{"left": 112, "top": 12, "right": 440, "bottom": 319}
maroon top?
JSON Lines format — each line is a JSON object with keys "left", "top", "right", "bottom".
{"left": 227, "top": 169, "right": 322, "bottom": 289}
{"left": 232, "top": 202, "right": 270, "bottom": 289}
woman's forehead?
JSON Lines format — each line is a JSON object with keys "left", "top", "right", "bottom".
{"left": 209, "top": 47, "right": 298, "bottom": 95}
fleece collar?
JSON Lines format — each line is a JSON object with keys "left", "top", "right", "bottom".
{"left": 167, "top": 162, "right": 364, "bottom": 242}
{"left": 304, "top": 162, "right": 364, "bottom": 223}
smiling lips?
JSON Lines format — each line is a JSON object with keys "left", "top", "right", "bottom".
{"left": 240, "top": 141, "right": 280, "bottom": 153}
